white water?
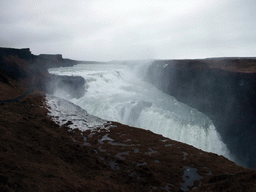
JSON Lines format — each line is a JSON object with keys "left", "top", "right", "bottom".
{"left": 48, "top": 61, "right": 233, "bottom": 160}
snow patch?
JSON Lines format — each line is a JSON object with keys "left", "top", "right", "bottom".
{"left": 45, "top": 94, "right": 113, "bottom": 131}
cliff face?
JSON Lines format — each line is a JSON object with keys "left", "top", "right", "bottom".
{"left": 146, "top": 59, "right": 256, "bottom": 169}
{"left": 0, "top": 47, "right": 85, "bottom": 98}
{"left": 0, "top": 48, "right": 36, "bottom": 60}
{"left": 47, "top": 75, "right": 86, "bottom": 99}
{"left": 37, "top": 54, "right": 78, "bottom": 68}
{"left": 0, "top": 48, "right": 33, "bottom": 82}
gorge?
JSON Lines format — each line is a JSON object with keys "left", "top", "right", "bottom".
{"left": 145, "top": 59, "right": 256, "bottom": 169}
{"left": 0, "top": 47, "right": 255, "bottom": 191}
{"left": 48, "top": 57, "right": 256, "bottom": 169}
{"left": 48, "top": 62, "right": 233, "bottom": 162}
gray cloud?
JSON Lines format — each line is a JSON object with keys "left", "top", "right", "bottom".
{"left": 0, "top": 0, "right": 255, "bottom": 61}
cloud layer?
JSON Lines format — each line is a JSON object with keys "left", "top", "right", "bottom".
{"left": 1, "top": 0, "right": 255, "bottom": 61}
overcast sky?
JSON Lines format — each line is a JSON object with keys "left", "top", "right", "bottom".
{"left": 0, "top": 0, "right": 255, "bottom": 61}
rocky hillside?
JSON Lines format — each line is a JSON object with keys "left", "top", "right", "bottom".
{"left": 0, "top": 48, "right": 255, "bottom": 191}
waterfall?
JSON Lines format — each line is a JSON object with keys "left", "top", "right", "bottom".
{"left": 48, "top": 61, "right": 233, "bottom": 161}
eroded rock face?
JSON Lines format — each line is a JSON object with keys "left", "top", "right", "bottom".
{"left": 37, "top": 54, "right": 78, "bottom": 68}
{"left": 46, "top": 75, "right": 86, "bottom": 99}
{"left": 145, "top": 58, "right": 256, "bottom": 169}
{"left": 0, "top": 48, "right": 31, "bottom": 81}
{"left": 0, "top": 47, "right": 86, "bottom": 99}
{"left": 0, "top": 47, "right": 35, "bottom": 60}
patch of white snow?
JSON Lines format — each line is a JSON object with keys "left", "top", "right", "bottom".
{"left": 45, "top": 94, "right": 113, "bottom": 131}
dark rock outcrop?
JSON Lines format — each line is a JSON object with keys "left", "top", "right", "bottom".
{"left": 0, "top": 47, "right": 36, "bottom": 60}
{"left": 145, "top": 58, "right": 256, "bottom": 169}
{"left": 37, "top": 54, "right": 78, "bottom": 68}
{"left": 0, "top": 48, "right": 30, "bottom": 81}
{"left": 47, "top": 75, "right": 86, "bottom": 99}
{"left": 0, "top": 47, "right": 86, "bottom": 99}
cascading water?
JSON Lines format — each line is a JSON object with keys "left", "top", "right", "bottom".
{"left": 48, "top": 61, "right": 233, "bottom": 160}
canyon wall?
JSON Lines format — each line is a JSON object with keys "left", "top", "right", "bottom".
{"left": 0, "top": 47, "right": 85, "bottom": 98}
{"left": 146, "top": 58, "right": 256, "bottom": 169}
